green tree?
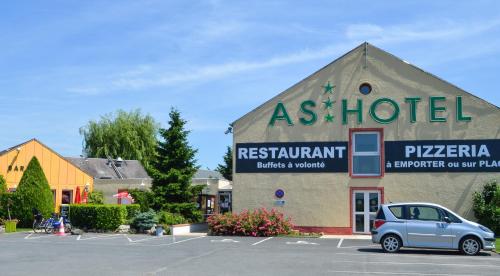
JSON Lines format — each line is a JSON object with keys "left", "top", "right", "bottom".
{"left": 80, "top": 109, "right": 159, "bottom": 167}
{"left": 14, "top": 157, "right": 54, "bottom": 226}
{"left": 473, "top": 179, "right": 500, "bottom": 234}
{"left": 87, "top": 191, "right": 104, "bottom": 204}
{"left": 0, "top": 174, "right": 6, "bottom": 194}
{"left": 128, "top": 188, "right": 156, "bottom": 212}
{"left": 150, "top": 108, "right": 203, "bottom": 222}
{"left": 215, "top": 146, "right": 233, "bottom": 181}
{"left": 0, "top": 174, "right": 8, "bottom": 219}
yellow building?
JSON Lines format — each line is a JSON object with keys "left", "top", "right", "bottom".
{"left": 0, "top": 139, "right": 94, "bottom": 211}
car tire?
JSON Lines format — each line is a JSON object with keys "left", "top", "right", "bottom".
{"left": 460, "top": 236, "right": 481, "bottom": 256}
{"left": 381, "top": 234, "right": 402, "bottom": 253}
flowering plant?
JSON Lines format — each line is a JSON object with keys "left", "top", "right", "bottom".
{"left": 208, "top": 208, "right": 293, "bottom": 237}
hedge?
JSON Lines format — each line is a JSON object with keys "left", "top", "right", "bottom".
{"left": 125, "top": 204, "right": 141, "bottom": 220}
{"left": 69, "top": 204, "right": 134, "bottom": 231}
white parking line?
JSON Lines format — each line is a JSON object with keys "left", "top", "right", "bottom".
{"left": 336, "top": 238, "right": 343, "bottom": 248}
{"left": 211, "top": 238, "right": 240, "bottom": 243}
{"left": 24, "top": 233, "right": 60, "bottom": 240}
{"left": 328, "top": 271, "right": 480, "bottom": 276}
{"left": 76, "top": 234, "right": 124, "bottom": 241}
{"left": 334, "top": 252, "right": 500, "bottom": 261}
{"left": 126, "top": 235, "right": 162, "bottom": 243}
{"left": 286, "top": 240, "right": 318, "bottom": 245}
{"left": 329, "top": 260, "right": 500, "bottom": 268}
{"left": 157, "top": 235, "right": 206, "bottom": 246}
{"left": 338, "top": 244, "right": 379, "bottom": 249}
{"left": 251, "top": 237, "right": 273, "bottom": 246}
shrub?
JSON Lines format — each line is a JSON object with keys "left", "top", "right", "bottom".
{"left": 163, "top": 202, "right": 203, "bottom": 223}
{"left": 87, "top": 191, "right": 104, "bottom": 204}
{"left": 128, "top": 189, "right": 155, "bottom": 212}
{"left": 473, "top": 179, "right": 500, "bottom": 234}
{"left": 208, "top": 208, "right": 293, "bottom": 237}
{"left": 125, "top": 204, "right": 141, "bottom": 220}
{"left": 131, "top": 210, "right": 158, "bottom": 232}
{"left": 157, "top": 211, "right": 187, "bottom": 226}
{"left": 14, "top": 157, "right": 54, "bottom": 227}
{"left": 70, "top": 204, "right": 127, "bottom": 231}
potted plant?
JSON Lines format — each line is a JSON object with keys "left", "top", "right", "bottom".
{"left": 4, "top": 197, "right": 18, "bottom": 233}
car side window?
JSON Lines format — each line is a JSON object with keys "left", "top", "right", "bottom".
{"left": 443, "top": 209, "right": 462, "bottom": 223}
{"left": 409, "top": 206, "right": 441, "bottom": 221}
{"left": 388, "top": 206, "right": 404, "bottom": 219}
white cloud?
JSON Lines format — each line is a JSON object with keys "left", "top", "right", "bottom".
{"left": 346, "top": 19, "right": 500, "bottom": 44}
{"left": 68, "top": 18, "right": 500, "bottom": 95}
{"left": 68, "top": 43, "right": 351, "bottom": 94}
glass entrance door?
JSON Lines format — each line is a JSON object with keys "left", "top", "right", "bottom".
{"left": 352, "top": 191, "right": 380, "bottom": 233}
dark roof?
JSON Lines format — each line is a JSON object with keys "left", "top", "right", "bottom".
{"left": 194, "top": 169, "right": 225, "bottom": 180}
{"left": 66, "top": 157, "right": 151, "bottom": 180}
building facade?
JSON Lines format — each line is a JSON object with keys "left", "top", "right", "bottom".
{"left": 67, "top": 157, "right": 152, "bottom": 204}
{"left": 192, "top": 169, "right": 232, "bottom": 218}
{"left": 232, "top": 43, "right": 500, "bottom": 234}
{"left": 0, "top": 139, "right": 94, "bottom": 211}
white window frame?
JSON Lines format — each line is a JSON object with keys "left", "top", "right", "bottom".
{"left": 351, "top": 131, "right": 381, "bottom": 176}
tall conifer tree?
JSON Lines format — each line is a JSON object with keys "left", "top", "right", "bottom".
{"left": 150, "top": 108, "right": 202, "bottom": 221}
{"left": 216, "top": 146, "right": 233, "bottom": 181}
{"left": 15, "top": 157, "right": 54, "bottom": 226}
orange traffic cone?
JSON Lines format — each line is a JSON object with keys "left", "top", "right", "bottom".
{"left": 55, "top": 217, "right": 66, "bottom": 236}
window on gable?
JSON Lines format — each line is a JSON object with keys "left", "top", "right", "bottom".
{"left": 350, "top": 130, "right": 383, "bottom": 177}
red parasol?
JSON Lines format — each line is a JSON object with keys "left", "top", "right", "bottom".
{"left": 113, "top": 191, "right": 134, "bottom": 203}
{"left": 82, "top": 190, "right": 88, "bottom": 204}
{"left": 74, "top": 186, "right": 81, "bottom": 204}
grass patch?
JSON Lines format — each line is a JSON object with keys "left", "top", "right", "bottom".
{"left": 495, "top": 238, "right": 499, "bottom": 253}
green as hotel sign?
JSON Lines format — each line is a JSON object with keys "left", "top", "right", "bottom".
{"left": 269, "top": 82, "right": 472, "bottom": 126}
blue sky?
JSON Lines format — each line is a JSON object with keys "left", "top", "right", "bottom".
{"left": 1, "top": 0, "right": 500, "bottom": 169}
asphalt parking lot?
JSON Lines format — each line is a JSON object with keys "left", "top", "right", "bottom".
{"left": 0, "top": 232, "right": 498, "bottom": 276}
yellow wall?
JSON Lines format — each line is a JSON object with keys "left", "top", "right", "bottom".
{"left": 0, "top": 139, "right": 94, "bottom": 211}
{"left": 232, "top": 44, "right": 500, "bottom": 229}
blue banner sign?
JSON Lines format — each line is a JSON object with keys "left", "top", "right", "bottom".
{"left": 236, "top": 139, "right": 500, "bottom": 173}
{"left": 235, "top": 142, "right": 348, "bottom": 173}
{"left": 384, "top": 140, "right": 500, "bottom": 172}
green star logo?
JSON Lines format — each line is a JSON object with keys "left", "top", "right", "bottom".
{"left": 324, "top": 113, "right": 334, "bottom": 122}
{"left": 322, "top": 97, "right": 335, "bottom": 109}
{"left": 322, "top": 81, "right": 335, "bottom": 94}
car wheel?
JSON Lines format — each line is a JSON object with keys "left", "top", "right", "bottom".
{"left": 460, "top": 237, "right": 480, "bottom": 256}
{"left": 381, "top": 234, "right": 401, "bottom": 253}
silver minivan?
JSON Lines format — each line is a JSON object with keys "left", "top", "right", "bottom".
{"left": 371, "top": 203, "right": 496, "bottom": 255}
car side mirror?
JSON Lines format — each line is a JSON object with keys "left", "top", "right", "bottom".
{"left": 443, "top": 217, "right": 451, "bottom": 223}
